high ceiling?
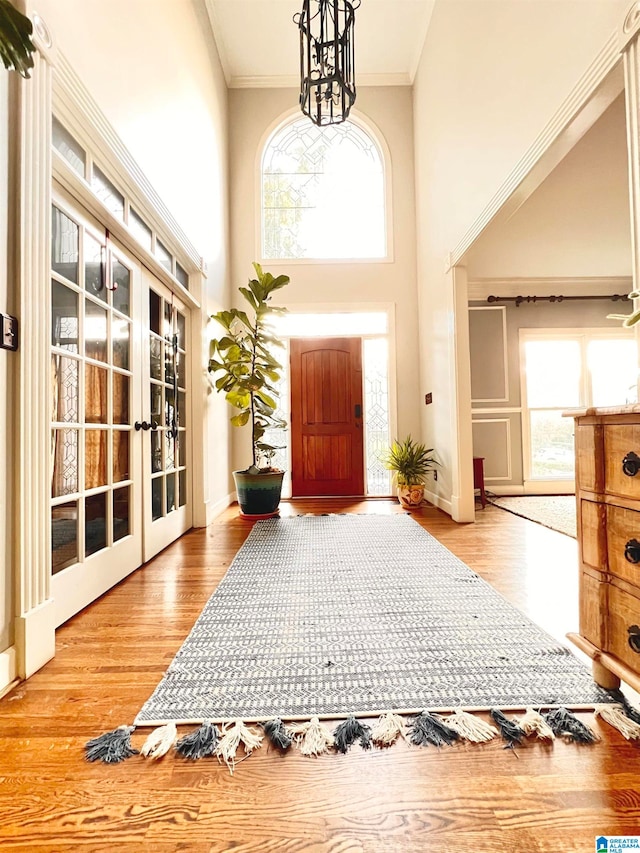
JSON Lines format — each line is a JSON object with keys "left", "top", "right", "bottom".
{"left": 204, "top": 0, "right": 435, "bottom": 88}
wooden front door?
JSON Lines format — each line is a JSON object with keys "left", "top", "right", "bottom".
{"left": 290, "top": 337, "right": 364, "bottom": 497}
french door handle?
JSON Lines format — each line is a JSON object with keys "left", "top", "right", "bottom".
{"left": 134, "top": 420, "right": 151, "bottom": 431}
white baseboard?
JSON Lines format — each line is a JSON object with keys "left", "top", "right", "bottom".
{"left": 205, "top": 492, "right": 235, "bottom": 526}
{"left": 489, "top": 483, "right": 575, "bottom": 496}
{"left": 424, "top": 488, "right": 454, "bottom": 519}
{"left": 0, "top": 646, "right": 17, "bottom": 697}
{"left": 14, "top": 599, "right": 56, "bottom": 679}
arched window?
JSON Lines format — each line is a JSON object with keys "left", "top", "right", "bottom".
{"left": 261, "top": 116, "right": 387, "bottom": 260}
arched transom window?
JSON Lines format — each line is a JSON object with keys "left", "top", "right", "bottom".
{"left": 261, "top": 116, "right": 387, "bottom": 260}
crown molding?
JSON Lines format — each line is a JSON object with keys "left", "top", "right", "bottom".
{"left": 467, "top": 276, "right": 633, "bottom": 300}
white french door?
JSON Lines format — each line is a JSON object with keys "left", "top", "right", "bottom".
{"left": 50, "top": 191, "right": 191, "bottom": 626}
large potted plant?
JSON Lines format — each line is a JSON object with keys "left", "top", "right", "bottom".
{"left": 382, "top": 436, "right": 438, "bottom": 509}
{"left": 209, "top": 263, "right": 289, "bottom": 518}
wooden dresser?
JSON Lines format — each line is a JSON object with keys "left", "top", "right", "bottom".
{"left": 568, "top": 405, "right": 640, "bottom": 693}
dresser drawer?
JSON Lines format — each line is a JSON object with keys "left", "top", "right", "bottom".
{"left": 604, "top": 424, "right": 640, "bottom": 499}
{"left": 607, "top": 584, "right": 640, "bottom": 675}
{"left": 606, "top": 504, "right": 640, "bottom": 587}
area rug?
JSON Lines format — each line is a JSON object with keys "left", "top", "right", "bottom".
{"left": 489, "top": 495, "right": 576, "bottom": 538}
{"left": 135, "top": 514, "right": 609, "bottom": 726}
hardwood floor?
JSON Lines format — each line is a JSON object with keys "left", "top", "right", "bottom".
{"left": 1, "top": 498, "right": 640, "bottom": 852}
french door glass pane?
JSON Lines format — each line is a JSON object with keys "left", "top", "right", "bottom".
{"left": 85, "top": 430, "right": 108, "bottom": 489}
{"left": 84, "top": 233, "right": 105, "bottom": 300}
{"left": 51, "top": 501, "right": 78, "bottom": 573}
{"left": 112, "top": 318, "right": 130, "bottom": 370}
{"left": 85, "top": 364, "right": 108, "bottom": 423}
{"left": 112, "top": 260, "right": 131, "bottom": 316}
{"left": 113, "top": 431, "right": 129, "bottom": 481}
{"left": 589, "top": 339, "right": 638, "bottom": 407}
{"left": 51, "top": 355, "right": 79, "bottom": 423}
{"left": 85, "top": 300, "right": 108, "bottom": 361}
{"left": 529, "top": 410, "right": 575, "bottom": 479}
{"left": 85, "top": 492, "right": 108, "bottom": 556}
{"left": 151, "top": 478, "right": 163, "bottom": 521}
{"left": 51, "top": 428, "right": 79, "bottom": 496}
{"left": 113, "top": 487, "right": 130, "bottom": 541}
{"left": 51, "top": 281, "right": 79, "bottom": 352}
{"left": 524, "top": 340, "right": 581, "bottom": 408}
{"left": 51, "top": 207, "right": 79, "bottom": 283}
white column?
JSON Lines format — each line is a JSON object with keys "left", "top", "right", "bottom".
{"left": 12, "top": 12, "right": 56, "bottom": 678}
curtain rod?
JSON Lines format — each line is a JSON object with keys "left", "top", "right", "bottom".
{"left": 487, "top": 294, "right": 630, "bottom": 307}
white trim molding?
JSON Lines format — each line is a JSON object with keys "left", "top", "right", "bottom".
{"left": 13, "top": 27, "right": 56, "bottom": 678}
{"left": 0, "top": 646, "right": 17, "bottom": 698}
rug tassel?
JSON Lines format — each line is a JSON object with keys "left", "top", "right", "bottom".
{"left": 141, "top": 722, "right": 177, "bottom": 759}
{"left": 408, "top": 711, "right": 459, "bottom": 747}
{"left": 262, "top": 717, "right": 293, "bottom": 751}
{"left": 370, "top": 712, "right": 406, "bottom": 746}
{"left": 332, "top": 715, "right": 372, "bottom": 753}
{"left": 544, "top": 707, "right": 599, "bottom": 744}
{"left": 490, "top": 708, "right": 525, "bottom": 749}
{"left": 289, "top": 716, "right": 334, "bottom": 757}
{"left": 175, "top": 720, "right": 218, "bottom": 760}
{"left": 617, "top": 692, "right": 640, "bottom": 725}
{"left": 215, "top": 719, "right": 263, "bottom": 773}
{"left": 441, "top": 708, "right": 498, "bottom": 743}
{"left": 595, "top": 704, "right": 640, "bottom": 740}
{"left": 518, "top": 708, "right": 555, "bottom": 741}
{"left": 85, "top": 725, "right": 139, "bottom": 763}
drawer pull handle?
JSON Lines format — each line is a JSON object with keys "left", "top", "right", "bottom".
{"left": 622, "top": 451, "right": 640, "bottom": 477}
{"left": 625, "top": 539, "right": 640, "bottom": 564}
{"left": 628, "top": 625, "right": 640, "bottom": 654}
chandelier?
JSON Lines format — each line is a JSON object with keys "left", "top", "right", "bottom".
{"left": 294, "top": 0, "right": 360, "bottom": 127}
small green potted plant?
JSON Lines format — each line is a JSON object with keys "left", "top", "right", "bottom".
{"left": 382, "top": 435, "right": 438, "bottom": 509}
{"left": 209, "top": 263, "right": 289, "bottom": 518}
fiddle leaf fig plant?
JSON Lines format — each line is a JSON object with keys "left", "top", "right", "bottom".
{"left": 0, "top": 0, "right": 36, "bottom": 78}
{"left": 208, "top": 263, "right": 289, "bottom": 471}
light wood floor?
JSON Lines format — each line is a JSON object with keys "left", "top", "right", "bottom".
{"left": 1, "top": 499, "right": 640, "bottom": 852}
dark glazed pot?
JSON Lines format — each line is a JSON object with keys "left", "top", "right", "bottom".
{"left": 233, "top": 469, "right": 285, "bottom": 518}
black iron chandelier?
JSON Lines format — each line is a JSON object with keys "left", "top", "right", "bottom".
{"left": 294, "top": 0, "right": 360, "bottom": 127}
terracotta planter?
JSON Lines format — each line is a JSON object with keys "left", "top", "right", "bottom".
{"left": 397, "top": 483, "right": 425, "bottom": 509}
{"left": 233, "top": 469, "right": 284, "bottom": 518}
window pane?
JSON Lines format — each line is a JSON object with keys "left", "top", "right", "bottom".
{"left": 152, "top": 477, "right": 163, "bottom": 521}
{"left": 52, "top": 118, "right": 86, "bottom": 178}
{"left": 51, "top": 281, "right": 79, "bottom": 352}
{"left": 51, "top": 429, "right": 79, "bottom": 496}
{"left": 113, "top": 486, "right": 130, "bottom": 542}
{"left": 166, "top": 472, "right": 176, "bottom": 513}
{"left": 52, "top": 207, "right": 79, "bottom": 283}
{"left": 85, "top": 429, "right": 107, "bottom": 489}
{"left": 85, "top": 492, "right": 107, "bottom": 556}
{"left": 85, "top": 364, "right": 108, "bottom": 423}
{"left": 529, "top": 410, "right": 575, "bottom": 479}
{"left": 524, "top": 340, "right": 581, "bottom": 408}
{"left": 112, "top": 259, "right": 131, "bottom": 317}
{"left": 113, "top": 373, "right": 130, "bottom": 425}
{"left": 175, "top": 262, "right": 189, "bottom": 289}
{"left": 262, "top": 118, "right": 386, "bottom": 260}
{"left": 85, "top": 232, "right": 106, "bottom": 302}
{"left": 113, "top": 430, "right": 130, "bottom": 482}
{"left": 129, "top": 208, "right": 152, "bottom": 251}
{"left": 85, "top": 300, "right": 108, "bottom": 362}
{"left": 589, "top": 339, "right": 638, "bottom": 407}
{"left": 51, "top": 355, "right": 79, "bottom": 423}
{"left": 52, "top": 501, "right": 78, "bottom": 574}
{"left": 113, "top": 318, "right": 130, "bottom": 370}
{"left": 91, "top": 165, "right": 124, "bottom": 218}
{"left": 156, "top": 239, "right": 172, "bottom": 271}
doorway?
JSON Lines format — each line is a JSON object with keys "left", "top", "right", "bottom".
{"left": 290, "top": 337, "right": 365, "bottom": 497}
{"left": 50, "top": 194, "right": 192, "bottom": 626}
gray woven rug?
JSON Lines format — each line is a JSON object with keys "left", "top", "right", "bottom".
{"left": 489, "top": 496, "right": 576, "bottom": 538}
{"left": 135, "top": 514, "right": 612, "bottom": 725}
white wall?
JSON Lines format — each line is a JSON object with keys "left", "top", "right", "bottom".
{"left": 0, "top": 72, "right": 12, "bottom": 654}
{"left": 467, "top": 94, "right": 631, "bottom": 279}
{"left": 413, "top": 0, "right": 628, "bottom": 515}
{"left": 228, "top": 86, "right": 421, "bottom": 475}
{"left": 30, "top": 0, "right": 232, "bottom": 512}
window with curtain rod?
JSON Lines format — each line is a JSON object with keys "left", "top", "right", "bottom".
{"left": 487, "top": 294, "right": 630, "bottom": 307}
